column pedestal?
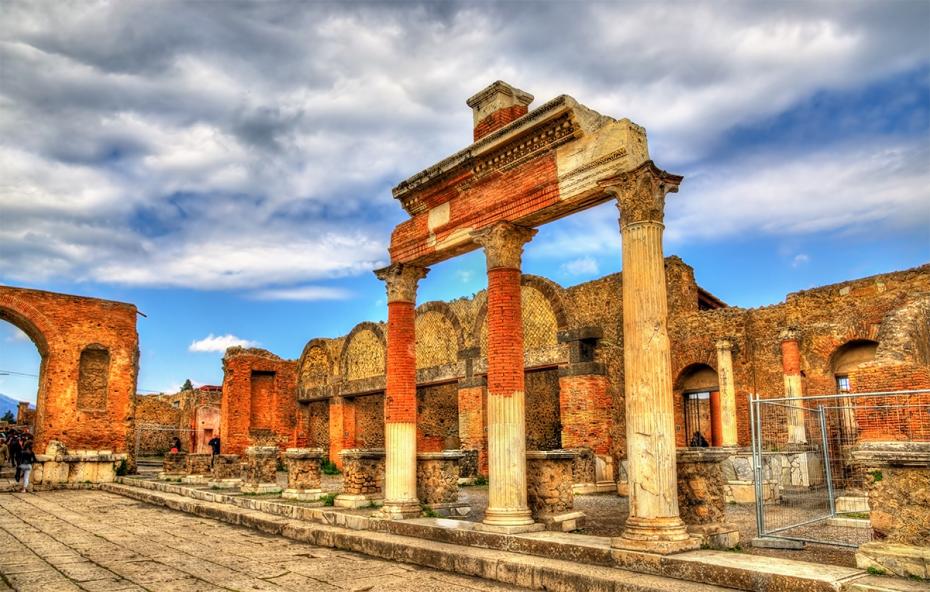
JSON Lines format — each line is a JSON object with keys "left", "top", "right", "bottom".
{"left": 282, "top": 447, "right": 323, "bottom": 501}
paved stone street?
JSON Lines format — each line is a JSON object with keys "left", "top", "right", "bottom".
{"left": 0, "top": 491, "right": 526, "bottom": 592}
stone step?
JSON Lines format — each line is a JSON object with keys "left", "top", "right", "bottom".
{"left": 110, "top": 476, "right": 871, "bottom": 592}
{"left": 102, "top": 482, "right": 729, "bottom": 592}
{"left": 845, "top": 575, "right": 930, "bottom": 592}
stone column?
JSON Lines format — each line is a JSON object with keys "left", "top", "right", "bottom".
{"left": 374, "top": 263, "right": 429, "bottom": 519}
{"left": 601, "top": 162, "right": 697, "bottom": 553}
{"left": 780, "top": 328, "right": 807, "bottom": 444}
{"left": 472, "top": 221, "right": 538, "bottom": 531}
{"left": 715, "top": 339, "right": 739, "bottom": 448}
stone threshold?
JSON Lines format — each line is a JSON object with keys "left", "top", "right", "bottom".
{"left": 108, "top": 476, "right": 872, "bottom": 592}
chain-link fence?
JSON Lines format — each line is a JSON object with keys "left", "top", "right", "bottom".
{"left": 749, "top": 389, "right": 930, "bottom": 547}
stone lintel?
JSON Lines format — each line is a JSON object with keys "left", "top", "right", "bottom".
{"left": 458, "top": 375, "right": 487, "bottom": 389}
{"left": 851, "top": 441, "right": 930, "bottom": 467}
{"left": 339, "top": 448, "right": 386, "bottom": 460}
{"left": 417, "top": 450, "right": 465, "bottom": 461}
{"left": 558, "top": 361, "right": 605, "bottom": 377}
{"left": 341, "top": 376, "right": 386, "bottom": 396}
{"left": 285, "top": 447, "right": 324, "bottom": 460}
{"left": 557, "top": 326, "right": 603, "bottom": 343}
{"left": 676, "top": 447, "right": 737, "bottom": 464}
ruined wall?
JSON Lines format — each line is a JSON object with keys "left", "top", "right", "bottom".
{"left": 353, "top": 394, "right": 384, "bottom": 448}
{"left": 221, "top": 348, "right": 297, "bottom": 455}
{"left": 0, "top": 285, "right": 138, "bottom": 453}
{"left": 417, "top": 382, "right": 459, "bottom": 452}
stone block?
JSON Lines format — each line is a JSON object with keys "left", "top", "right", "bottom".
{"left": 186, "top": 453, "right": 212, "bottom": 476}
{"left": 856, "top": 542, "right": 930, "bottom": 580}
{"left": 339, "top": 448, "right": 384, "bottom": 496}
{"left": 211, "top": 454, "right": 241, "bottom": 480}
{"left": 526, "top": 450, "right": 575, "bottom": 520}
{"left": 416, "top": 450, "right": 462, "bottom": 505}
{"left": 751, "top": 537, "right": 805, "bottom": 549}
{"left": 162, "top": 452, "right": 187, "bottom": 475}
{"left": 836, "top": 495, "right": 870, "bottom": 513}
{"left": 285, "top": 447, "right": 323, "bottom": 493}
{"left": 725, "top": 480, "right": 777, "bottom": 504}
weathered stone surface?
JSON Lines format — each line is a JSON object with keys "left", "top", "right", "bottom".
{"left": 211, "top": 454, "right": 241, "bottom": 480}
{"left": 243, "top": 445, "right": 279, "bottom": 487}
{"left": 186, "top": 453, "right": 212, "bottom": 476}
{"left": 340, "top": 449, "right": 385, "bottom": 496}
{"left": 568, "top": 448, "right": 596, "bottom": 485}
{"left": 162, "top": 451, "right": 187, "bottom": 475}
{"left": 416, "top": 451, "right": 462, "bottom": 505}
{"left": 676, "top": 448, "right": 727, "bottom": 525}
{"left": 285, "top": 447, "right": 323, "bottom": 491}
{"left": 526, "top": 451, "right": 575, "bottom": 517}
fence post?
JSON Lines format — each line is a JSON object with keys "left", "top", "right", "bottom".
{"left": 749, "top": 393, "right": 764, "bottom": 537}
{"left": 818, "top": 405, "right": 836, "bottom": 517}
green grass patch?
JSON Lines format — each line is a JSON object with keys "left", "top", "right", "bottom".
{"left": 321, "top": 460, "right": 341, "bottom": 475}
{"left": 867, "top": 566, "right": 886, "bottom": 576}
{"left": 319, "top": 492, "right": 337, "bottom": 507}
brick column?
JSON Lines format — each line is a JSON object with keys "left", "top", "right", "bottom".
{"left": 780, "top": 328, "right": 807, "bottom": 444}
{"left": 715, "top": 339, "right": 738, "bottom": 448}
{"left": 458, "top": 374, "right": 488, "bottom": 476}
{"left": 472, "top": 221, "right": 537, "bottom": 530}
{"left": 601, "top": 162, "right": 697, "bottom": 553}
{"left": 374, "top": 263, "right": 429, "bottom": 519}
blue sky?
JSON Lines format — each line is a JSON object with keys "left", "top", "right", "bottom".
{"left": 1, "top": 1, "right": 928, "bottom": 402}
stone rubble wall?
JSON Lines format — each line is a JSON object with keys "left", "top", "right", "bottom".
{"left": 416, "top": 457, "right": 460, "bottom": 504}
{"left": 162, "top": 452, "right": 187, "bottom": 474}
{"left": 286, "top": 451, "right": 322, "bottom": 491}
{"left": 243, "top": 446, "right": 278, "bottom": 486}
{"left": 526, "top": 454, "right": 574, "bottom": 516}
{"left": 341, "top": 453, "right": 385, "bottom": 496}
{"left": 211, "top": 454, "right": 241, "bottom": 480}
{"left": 186, "top": 453, "right": 212, "bottom": 476}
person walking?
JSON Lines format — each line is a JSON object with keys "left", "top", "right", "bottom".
{"left": 8, "top": 435, "right": 20, "bottom": 470}
{"left": 0, "top": 437, "right": 8, "bottom": 477}
{"left": 16, "top": 441, "right": 36, "bottom": 493}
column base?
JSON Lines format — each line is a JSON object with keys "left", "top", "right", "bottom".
{"left": 611, "top": 534, "right": 702, "bottom": 555}
{"left": 481, "top": 507, "right": 537, "bottom": 531}
{"left": 687, "top": 523, "right": 740, "bottom": 550}
{"left": 281, "top": 488, "right": 322, "bottom": 501}
{"left": 334, "top": 494, "right": 383, "bottom": 509}
{"left": 380, "top": 499, "right": 421, "bottom": 520}
{"left": 615, "top": 516, "right": 693, "bottom": 544}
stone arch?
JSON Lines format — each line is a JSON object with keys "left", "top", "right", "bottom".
{"left": 0, "top": 298, "right": 56, "bottom": 439}
{"left": 297, "top": 338, "right": 334, "bottom": 390}
{"left": 415, "top": 301, "right": 464, "bottom": 369}
{"left": 340, "top": 322, "right": 386, "bottom": 381}
{"left": 874, "top": 295, "right": 930, "bottom": 366}
{"left": 474, "top": 274, "right": 569, "bottom": 357}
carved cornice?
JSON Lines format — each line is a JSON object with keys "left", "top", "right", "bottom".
{"left": 373, "top": 263, "right": 429, "bottom": 303}
{"left": 471, "top": 221, "right": 537, "bottom": 271}
{"left": 598, "top": 161, "right": 683, "bottom": 227}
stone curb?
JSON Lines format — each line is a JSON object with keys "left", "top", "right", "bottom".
{"left": 102, "top": 482, "right": 728, "bottom": 592}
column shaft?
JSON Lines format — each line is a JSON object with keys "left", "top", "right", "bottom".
{"left": 620, "top": 220, "right": 689, "bottom": 542}
{"left": 780, "top": 334, "right": 807, "bottom": 444}
{"left": 715, "top": 341, "right": 738, "bottom": 447}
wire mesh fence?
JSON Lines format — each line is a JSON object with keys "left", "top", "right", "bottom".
{"left": 749, "top": 389, "right": 930, "bottom": 547}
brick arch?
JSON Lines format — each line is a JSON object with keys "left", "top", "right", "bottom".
{"left": 829, "top": 339, "right": 879, "bottom": 374}
{"left": 340, "top": 321, "right": 387, "bottom": 381}
{"left": 874, "top": 295, "right": 930, "bottom": 366}
{"left": 471, "top": 274, "right": 570, "bottom": 358}
{"left": 297, "top": 338, "right": 334, "bottom": 389}
{"left": 415, "top": 301, "right": 465, "bottom": 368}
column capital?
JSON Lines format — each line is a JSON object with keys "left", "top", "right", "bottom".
{"left": 471, "top": 221, "right": 537, "bottom": 270}
{"left": 779, "top": 327, "right": 801, "bottom": 342}
{"left": 374, "top": 263, "right": 429, "bottom": 303}
{"left": 599, "top": 161, "right": 683, "bottom": 227}
{"left": 715, "top": 338, "right": 734, "bottom": 352}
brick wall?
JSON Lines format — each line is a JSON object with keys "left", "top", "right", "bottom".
{"left": 0, "top": 285, "right": 138, "bottom": 454}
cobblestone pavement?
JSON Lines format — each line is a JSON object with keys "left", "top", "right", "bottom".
{"left": 0, "top": 491, "right": 528, "bottom": 592}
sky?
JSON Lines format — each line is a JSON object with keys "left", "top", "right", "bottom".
{"left": 1, "top": 1, "right": 928, "bottom": 402}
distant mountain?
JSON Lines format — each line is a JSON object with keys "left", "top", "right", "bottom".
{"left": 0, "top": 393, "right": 24, "bottom": 420}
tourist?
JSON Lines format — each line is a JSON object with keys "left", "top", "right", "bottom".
{"left": 208, "top": 435, "right": 221, "bottom": 456}
{"left": 689, "top": 431, "right": 709, "bottom": 448}
{"left": 8, "top": 434, "right": 21, "bottom": 470}
{"left": 16, "top": 441, "right": 36, "bottom": 493}
{"left": 170, "top": 436, "right": 182, "bottom": 453}
{"left": 0, "top": 437, "right": 7, "bottom": 473}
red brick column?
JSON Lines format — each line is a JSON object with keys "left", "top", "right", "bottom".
{"left": 780, "top": 328, "right": 807, "bottom": 444}
{"left": 709, "top": 391, "right": 722, "bottom": 447}
{"left": 375, "top": 263, "right": 429, "bottom": 519}
{"left": 328, "top": 396, "right": 355, "bottom": 470}
{"left": 458, "top": 376, "right": 488, "bottom": 475}
{"left": 473, "top": 221, "right": 537, "bottom": 529}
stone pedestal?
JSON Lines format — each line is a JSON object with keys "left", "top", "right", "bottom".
{"left": 852, "top": 441, "right": 930, "bottom": 579}
{"left": 283, "top": 448, "right": 323, "bottom": 501}
{"left": 676, "top": 448, "right": 739, "bottom": 549}
{"left": 209, "top": 454, "right": 242, "bottom": 488}
{"left": 568, "top": 447, "right": 597, "bottom": 494}
{"left": 182, "top": 453, "right": 213, "bottom": 484}
{"left": 336, "top": 448, "right": 385, "bottom": 509}
{"left": 31, "top": 442, "right": 127, "bottom": 486}
{"left": 416, "top": 450, "right": 470, "bottom": 517}
{"left": 160, "top": 452, "right": 187, "bottom": 480}
{"left": 240, "top": 446, "right": 282, "bottom": 495}
{"left": 527, "top": 450, "right": 584, "bottom": 532}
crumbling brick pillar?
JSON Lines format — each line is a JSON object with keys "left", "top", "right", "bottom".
{"left": 282, "top": 447, "right": 323, "bottom": 501}
{"left": 328, "top": 396, "right": 354, "bottom": 471}
{"left": 601, "top": 162, "right": 697, "bottom": 553}
{"left": 457, "top": 371, "right": 488, "bottom": 477}
{"left": 714, "top": 339, "right": 739, "bottom": 448}
{"left": 466, "top": 81, "right": 534, "bottom": 142}
{"left": 209, "top": 454, "right": 242, "bottom": 488}
{"left": 240, "top": 445, "right": 282, "bottom": 495}
{"left": 160, "top": 452, "right": 186, "bottom": 480}
{"left": 780, "top": 328, "right": 807, "bottom": 444}
{"left": 472, "top": 221, "right": 537, "bottom": 530}
{"left": 374, "top": 263, "right": 429, "bottom": 519}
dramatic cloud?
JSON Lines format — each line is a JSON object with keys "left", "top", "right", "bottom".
{"left": 561, "top": 256, "right": 600, "bottom": 277}
{"left": 0, "top": 1, "right": 927, "bottom": 290}
{"left": 188, "top": 333, "right": 258, "bottom": 353}
{"left": 249, "top": 285, "right": 353, "bottom": 301}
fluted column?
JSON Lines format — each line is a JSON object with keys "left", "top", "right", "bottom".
{"left": 374, "top": 263, "right": 429, "bottom": 519}
{"left": 780, "top": 328, "right": 807, "bottom": 445}
{"left": 601, "top": 162, "right": 697, "bottom": 553}
{"left": 715, "top": 339, "right": 738, "bottom": 447}
{"left": 472, "top": 221, "right": 537, "bottom": 529}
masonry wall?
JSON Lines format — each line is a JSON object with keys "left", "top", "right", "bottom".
{"left": 0, "top": 286, "right": 138, "bottom": 454}
{"left": 221, "top": 348, "right": 298, "bottom": 455}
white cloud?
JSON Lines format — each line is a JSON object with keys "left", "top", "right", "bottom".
{"left": 4, "top": 325, "right": 30, "bottom": 343}
{"left": 189, "top": 333, "right": 258, "bottom": 353}
{"left": 792, "top": 254, "right": 811, "bottom": 268}
{"left": 249, "top": 285, "right": 353, "bottom": 301}
{"left": 561, "top": 256, "right": 600, "bottom": 277}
